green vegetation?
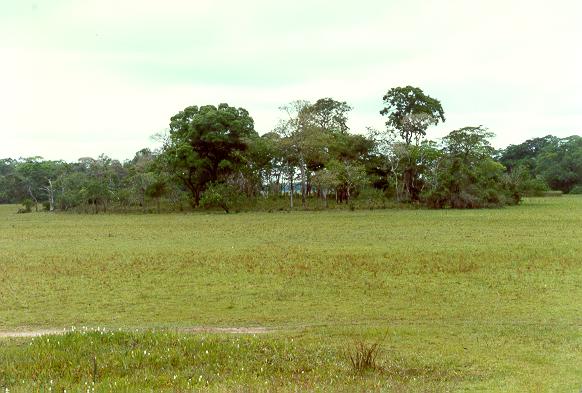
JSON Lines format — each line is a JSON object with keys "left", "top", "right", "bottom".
{"left": 498, "top": 134, "right": 582, "bottom": 194}
{"left": 1, "top": 197, "right": 581, "bottom": 391}
{"left": 3, "top": 87, "right": 578, "bottom": 213}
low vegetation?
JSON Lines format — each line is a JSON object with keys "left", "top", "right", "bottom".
{"left": 1, "top": 197, "right": 581, "bottom": 391}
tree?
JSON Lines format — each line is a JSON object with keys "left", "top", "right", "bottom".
{"left": 125, "top": 149, "right": 158, "bottom": 210}
{"left": 312, "top": 168, "right": 339, "bottom": 208}
{"left": 276, "top": 100, "right": 326, "bottom": 208}
{"left": 536, "top": 135, "right": 582, "bottom": 193}
{"left": 0, "top": 159, "right": 25, "bottom": 204}
{"left": 14, "top": 158, "right": 67, "bottom": 211}
{"left": 161, "top": 103, "right": 257, "bottom": 206}
{"left": 497, "top": 135, "right": 559, "bottom": 174}
{"left": 302, "top": 98, "right": 351, "bottom": 134}
{"left": 378, "top": 86, "right": 445, "bottom": 202}
{"left": 326, "top": 160, "right": 368, "bottom": 203}
{"left": 442, "top": 126, "right": 495, "bottom": 160}
{"left": 275, "top": 98, "right": 364, "bottom": 208}
{"left": 145, "top": 177, "right": 167, "bottom": 213}
{"left": 423, "top": 126, "right": 511, "bottom": 208}
{"left": 255, "top": 132, "right": 285, "bottom": 196}
{"left": 380, "top": 86, "right": 445, "bottom": 146}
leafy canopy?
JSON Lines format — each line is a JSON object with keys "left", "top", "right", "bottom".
{"left": 380, "top": 86, "right": 445, "bottom": 145}
{"left": 163, "top": 103, "right": 257, "bottom": 205}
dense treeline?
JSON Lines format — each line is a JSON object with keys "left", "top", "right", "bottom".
{"left": 1, "top": 86, "right": 580, "bottom": 213}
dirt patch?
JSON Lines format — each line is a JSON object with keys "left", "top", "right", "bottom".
{"left": 177, "top": 326, "right": 272, "bottom": 334}
{"left": 0, "top": 326, "right": 272, "bottom": 338}
{"left": 0, "top": 329, "right": 65, "bottom": 338}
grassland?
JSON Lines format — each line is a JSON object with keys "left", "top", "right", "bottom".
{"left": 0, "top": 197, "right": 581, "bottom": 391}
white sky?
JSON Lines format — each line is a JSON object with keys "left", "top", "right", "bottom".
{"left": 1, "top": 0, "right": 581, "bottom": 161}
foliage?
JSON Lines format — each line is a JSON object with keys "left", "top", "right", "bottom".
{"left": 311, "top": 168, "right": 339, "bottom": 207}
{"left": 377, "top": 86, "right": 445, "bottom": 202}
{"left": 199, "top": 182, "right": 241, "bottom": 213}
{"left": 498, "top": 135, "right": 582, "bottom": 193}
{"left": 160, "top": 103, "right": 257, "bottom": 206}
{"left": 17, "top": 199, "right": 34, "bottom": 213}
{"left": 353, "top": 187, "right": 388, "bottom": 209}
{"left": 422, "top": 126, "right": 525, "bottom": 208}
{"left": 536, "top": 135, "right": 582, "bottom": 193}
{"left": 0, "top": 88, "right": 580, "bottom": 211}
{"left": 301, "top": 97, "right": 352, "bottom": 134}
{"left": 380, "top": 86, "right": 445, "bottom": 146}
{"left": 497, "top": 135, "right": 559, "bottom": 174}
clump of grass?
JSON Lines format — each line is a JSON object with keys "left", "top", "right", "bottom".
{"left": 346, "top": 339, "right": 383, "bottom": 373}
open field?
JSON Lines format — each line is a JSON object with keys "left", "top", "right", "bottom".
{"left": 1, "top": 198, "right": 581, "bottom": 391}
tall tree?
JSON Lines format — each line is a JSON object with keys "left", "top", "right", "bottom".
{"left": 423, "top": 126, "right": 509, "bottom": 208}
{"left": 380, "top": 86, "right": 445, "bottom": 146}
{"left": 379, "top": 86, "right": 445, "bottom": 201}
{"left": 161, "top": 103, "right": 257, "bottom": 206}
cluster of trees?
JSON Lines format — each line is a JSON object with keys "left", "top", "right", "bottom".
{"left": 1, "top": 86, "right": 580, "bottom": 213}
{"left": 497, "top": 135, "right": 582, "bottom": 194}
{"left": 0, "top": 153, "right": 175, "bottom": 213}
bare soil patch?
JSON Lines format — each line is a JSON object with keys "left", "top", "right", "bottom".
{"left": 0, "top": 326, "right": 272, "bottom": 338}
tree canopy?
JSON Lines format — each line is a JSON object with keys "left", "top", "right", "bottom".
{"left": 380, "top": 86, "right": 445, "bottom": 146}
{"left": 162, "top": 103, "right": 257, "bottom": 205}
{"left": 1, "top": 87, "right": 579, "bottom": 213}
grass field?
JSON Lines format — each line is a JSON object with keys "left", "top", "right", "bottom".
{"left": 1, "top": 197, "right": 581, "bottom": 391}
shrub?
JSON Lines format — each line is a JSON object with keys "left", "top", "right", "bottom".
{"left": 569, "top": 185, "right": 582, "bottom": 194}
{"left": 17, "top": 199, "right": 34, "bottom": 214}
{"left": 355, "top": 188, "right": 387, "bottom": 210}
{"left": 200, "top": 182, "right": 242, "bottom": 213}
{"left": 521, "top": 177, "right": 549, "bottom": 197}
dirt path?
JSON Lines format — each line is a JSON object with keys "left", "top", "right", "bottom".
{"left": 0, "top": 329, "right": 66, "bottom": 338}
{"left": 0, "top": 326, "right": 272, "bottom": 338}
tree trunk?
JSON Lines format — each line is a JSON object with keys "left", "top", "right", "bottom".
{"left": 42, "top": 179, "right": 56, "bottom": 211}
{"left": 299, "top": 158, "right": 306, "bottom": 208}
{"left": 26, "top": 185, "right": 38, "bottom": 212}
{"left": 288, "top": 167, "right": 294, "bottom": 209}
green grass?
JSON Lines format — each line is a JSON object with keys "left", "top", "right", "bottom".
{"left": 1, "top": 197, "right": 581, "bottom": 391}
{"left": 1, "top": 330, "right": 470, "bottom": 392}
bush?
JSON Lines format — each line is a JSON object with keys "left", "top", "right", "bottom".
{"left": 355, "top": 188, "right": 387, "bottom": 209}
{"left": 521, "top": 177, "right": 549, "bottom": 197}
{"left": 569, "top": 185, "right": 582, "bottom": 194}
{"left": 17, "top": 199, "right": 34, "bottom": 213}
{"left": 200, "top": 183, "right": 242, "bottom": 213}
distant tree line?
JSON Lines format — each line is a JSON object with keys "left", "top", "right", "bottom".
{"left": 1, "top": 86, "right": 580, "bottom": 213}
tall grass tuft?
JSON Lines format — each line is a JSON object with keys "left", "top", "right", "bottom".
{"left": 346, "top": 340, "right": 383, "bottom": 373}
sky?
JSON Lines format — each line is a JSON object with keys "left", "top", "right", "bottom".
{"left": 1, "top": 0, "right": 581, "bottom": 162}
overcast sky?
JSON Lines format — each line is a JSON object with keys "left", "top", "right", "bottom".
{"left": 1, "top": 0, "right": 581, "bottom": 161}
